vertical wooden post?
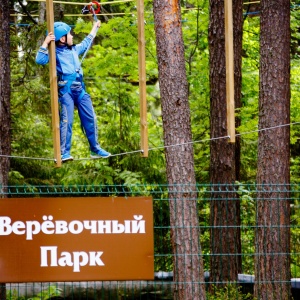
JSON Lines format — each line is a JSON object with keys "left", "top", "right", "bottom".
{"left": 224, "top": 0, "right": 235, "bottom": 143}
{"left": 137, "top": 0, "right": 148, "bottom": 157}
{"left": 46, "top": 0, "right": 61, "bottom": 166}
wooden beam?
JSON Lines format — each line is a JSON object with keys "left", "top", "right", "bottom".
{"left": 46, "top": 0, "right": 62, "bottom": 166}
{"left": 137, "top": 0, "right": 148, "bottom": 157}
{"left": 224, "top": 0, "right": 235, "bottom": 143}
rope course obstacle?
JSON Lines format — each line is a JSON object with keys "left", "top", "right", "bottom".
{"left": 224, "top": 0, "right": 235, "bottom": 143}
{"left": 28, "top": 0, "right": 134, "bottom": 5}
{"left": 46, "top": 0, "right": 61, "bottom": 166}
{"left": 11, "top": 0, "right": 297, "bottom": 163}
{"left": 29, "top": 0, "right": 148, "bottom": 167}
{"left": 1, "top": 122, "right": 299, "bottom": 162}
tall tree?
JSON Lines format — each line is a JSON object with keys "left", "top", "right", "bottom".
{"left": 0, "top": 0, "right": 11, "bottom": 194}
{"left": 233, "top": 0, "right": 243, "bottom": 184}
{"left": 153, "top": 1, "right": 206, "bottom": 299}
{"left": 208, "top": 0, "right": 242, "bottom": 285}
{"left": 0, "top": 2, "right": 10, "bottom": 300}
{"left": 232, "top": 0, "right": 243, "bottom": 274}
{"left": 254, "top": 0, "right": 291, "bottom": 299}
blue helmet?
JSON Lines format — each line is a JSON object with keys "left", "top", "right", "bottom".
{"left": 54, "top": 22, "right": 71, "bottom": 41}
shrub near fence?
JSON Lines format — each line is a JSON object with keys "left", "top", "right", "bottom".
{"left": 1, "top": 183, "right": 300, "bottom": 300}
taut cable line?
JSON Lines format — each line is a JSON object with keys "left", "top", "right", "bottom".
{"left": 11, "top": 12, "right": 131, "bottom": 16}
{"left": 26, "top": 0, "right": 134, "bottom": 6}
{"left": 1, "top": 122, "right": 299, "bottom": 162}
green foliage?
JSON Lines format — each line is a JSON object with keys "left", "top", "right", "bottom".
{"left": 28, "top": 286, "right": 62, "bottom": 300}
{"left": 236, "top": 183, "right": 256, "bottom": 274}
{"left": 6, "top": 2, "right": 300, "bottom": 299}
{"left": 6, "top": 289, "right": 25, "bottom": 300}
{"left": 9, "top": 8, "right": 166, "bottom": 185}
{"left": 153, "top": 191, "right": 172, "bottom": 272}
{"left": 291, "top": 4, "right": 300, "bottom": 59}
{"left": 6, "top": 286, "right": 61, "bottom": 300}
{"left": 291, "top": 189, "right": 300, "bottom": 278}
{"left": 182, "top": 1, "right": 211, "bottom": 182}
{"left": 238, "top": 16, "right": 260, "bottom": 181}
{"left": 8, "top": 1, "right": 300, "bottom": 186}
{"left": 207, "top": 285, "right": 255, "bottom": 300}
{"left": 9, "top": 23, "right": 57, "bottom": 185}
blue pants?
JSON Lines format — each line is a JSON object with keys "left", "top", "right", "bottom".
{"left": 59, "top": 88, "right": 102, "bottom": 156}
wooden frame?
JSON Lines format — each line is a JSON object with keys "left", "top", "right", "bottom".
{"left": 46, "top": 0, "right": 62, "bottom": 166}
{"left": 45, "top": 0, "right": 148, "bottom": 164}
{"left": 224, "top": 0, "right": 235, "bottom": 143}
{"left": 137, "top": 0, "right": 148, "bottom": 157}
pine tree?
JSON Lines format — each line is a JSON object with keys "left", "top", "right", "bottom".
{"left": 208, "top": 0, "right": 243, "bottom": 285}
{"left": 153, "top": 1, "right": 206, "bottom": 299}
{"left": 255, "top": 0, "right": 291, "bottom": 298}
{"left": 0, "top": 0, "right": 11, "bottom": 194}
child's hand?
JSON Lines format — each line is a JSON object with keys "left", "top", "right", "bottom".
{"left": 94, "top": 20, "right": 101, "bottom": 28}
{"left": 91, "top": 20, "right": 101, "bottom": 36}
{"left": 42, "top": 32, "right": 55, "bottom": 48}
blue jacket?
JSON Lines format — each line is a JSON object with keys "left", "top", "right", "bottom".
{"left": 35, "top": 34, "right": 94, "bottom": 77}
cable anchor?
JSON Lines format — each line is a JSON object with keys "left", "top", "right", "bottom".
{"left": 82, "top": 1, "right": 101, "bottom": 21}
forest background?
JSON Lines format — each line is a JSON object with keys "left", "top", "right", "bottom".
{"left": 0, "top": 1, "right": 299, "bottom": 299}
{"left": 7, "top": 0, "right": 299, "bottom": 186}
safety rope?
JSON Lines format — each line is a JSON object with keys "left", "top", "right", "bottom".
{"left": 79, "top": 1, "right": 100, "bottom": 67}
{"left": 26, "top": 0, "right": 134, "bottom": 5}
{"left": 1, "top": 121, "right": 299, "bottom": 162}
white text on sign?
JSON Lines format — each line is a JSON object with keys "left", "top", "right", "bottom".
{"left": 0, "top": 215, "right": 145, "bottom": 240}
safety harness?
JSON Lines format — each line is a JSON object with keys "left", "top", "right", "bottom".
{"left": 80, "top": 1, "right": 101, "bottom": 65}
{"left": 82, "top": 1, "right": 101, "bottom": 17}
{"left": 58, "top": 1, "right": 101, "bottom": 102}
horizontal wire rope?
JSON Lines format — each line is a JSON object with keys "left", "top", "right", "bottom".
{"left": 10, "top": 3, "right": 300, "bottom": 22}
{"left": 26, "top": 0, "right": 134, "bottom": 5}
{"left": 11, "top": 0, "right": 135, "bottom": 18}
{"left": 10, "top": 12, "right": 130, "bottom": 16}
{"left": 1, "top": 121, "right": 299, "bottom": 162}
{"left": 10, "top": 6, "right": 203, "bottom": 18}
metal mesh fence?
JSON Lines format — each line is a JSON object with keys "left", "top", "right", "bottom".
{"left": 1, "top": 183, "right": 300, "bottom": 300}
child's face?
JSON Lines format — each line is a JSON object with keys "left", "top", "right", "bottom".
{"left": 66, "top": 32, "right": 73, "bottom": 46}
{"left": 59, "top": 32, "right": 73, "bottom": 46}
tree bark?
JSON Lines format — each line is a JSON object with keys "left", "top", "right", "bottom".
{"left": 153, "top": 1, "right": 206, "bottom": 299}
{"left": 54, "top": 3, "right": 64, "bottom": 21}
{"left": 0, "top": 0, "right": 11, "bottom": 195}
{"left": 208, "top": 0, "right": 242, "bottom": 285}
{"left": 255, "top": 0, "right": 291, "bottom": 299}
{"left": 233, "top": 0, "right": 242, "bottom": 183}
{"left": 233, "top": 0, "right": 243, "bottom": 274}
{"left": 0, "top": 0, "right": 10, "bottom": 298}
{"left": 39, "top": 1, "right": 46, "bottom": 24}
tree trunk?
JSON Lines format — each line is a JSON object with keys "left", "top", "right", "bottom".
{"left": 39, "top": 1, "right": 46, "bottom": 24}
{"left": 54, "top": 3, "right": 64, "bottom": 21}
{"left": 233, "top": 0, "right": 243, "bottom": 274}
{"left": 233, "top": 0, "right": 242, "bottom": 184}
{"left": 0, "top": 0, "right": 10, "bottom": 298}
{"left": 254, "top": 0, "right": 291, "bottom": 299}
{"left": 0, "top": 0, "right": 11, "bottom": 195}
{"left": 153, "top": 1, "right": 206, "bottom": 299}
{"left": 208, "top": 0, "right": 242, "bottom": 285}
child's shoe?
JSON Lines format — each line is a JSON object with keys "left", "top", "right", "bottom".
{"left": 91, "top": 148, "right": 111, "bottom": 158}
{"left": 61, "top": 153, "right": 74, "bottom": 162}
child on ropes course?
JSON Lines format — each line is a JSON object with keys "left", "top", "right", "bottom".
{"left": 36, "top": 20, "right": 111, "bottom": 162}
